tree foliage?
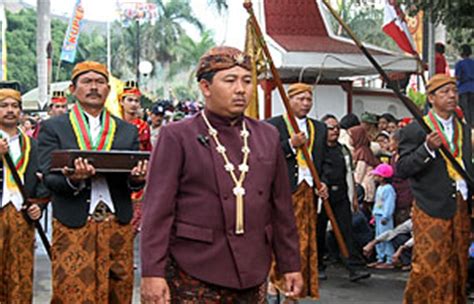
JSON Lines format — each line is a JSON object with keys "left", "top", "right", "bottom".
{"left": 399, "top": 0, "right": 474, "bottom": 31}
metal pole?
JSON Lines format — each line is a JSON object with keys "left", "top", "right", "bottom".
{"left": 136, "top": 19, "right": 140, "bottom": 83}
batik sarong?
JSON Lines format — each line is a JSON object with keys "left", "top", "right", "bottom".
{"left": 403, "top": 194, "right": 470, "bottom": 304}
{"left": 166, "top": 258, "right": 266, "bottom": 304}
{"left": 0, "top": 204, "right": 35, "bottom": 304}
{"left": 269, "top": 182, "right": 319, "bottom": 299}
{"left": 51, "top": 216, "right": 134, "bottom": 304}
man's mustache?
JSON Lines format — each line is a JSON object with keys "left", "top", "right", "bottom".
{"left": 86, "top": 92, "right": 102, "bottom": 98}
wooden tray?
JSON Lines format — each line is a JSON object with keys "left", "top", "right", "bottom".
{"left": 50, "top": 149, "right": 150, "bottom": 173}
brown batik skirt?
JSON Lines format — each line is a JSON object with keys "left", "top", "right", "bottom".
{"left": 403, "top": 194, "right": 470, "bottom": 304}
{"left": 166, "top": 258, "right": 267, "bottom": 303}
{"left": 51, "top": 216, "right": 134, "bottom": 304}
{"left": 0, "top": 204, "right": 35, "bottom": 304}
{"left": 269, "top": 182, "right": 319, "bottom": 300}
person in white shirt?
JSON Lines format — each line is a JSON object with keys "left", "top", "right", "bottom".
{"left": 0, "top": 88, "right": 49, "bottom": 303}
{"left": 37, "top": 61, "right": 148, "bottom": 303}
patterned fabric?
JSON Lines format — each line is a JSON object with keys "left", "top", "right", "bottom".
{"left": 269, "top": 182, "right": 319, "bottom": 299}
{"left": 403, "top": 195, "right": 470, "bottom": 304}
{"left": 166, "top": 258, "right": 266, "bottom": 303}
{"left": 51, "top": 217, "right": 134, "bottom": 304}
{"left": 0, "top": 204, "right": 35, "bottom": 304}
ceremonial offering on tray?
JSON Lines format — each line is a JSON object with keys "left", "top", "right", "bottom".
{"left": 50, "top": 150, "right": 150, "bottom": 173}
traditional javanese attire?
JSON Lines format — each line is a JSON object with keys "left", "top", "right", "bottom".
{"left": 398, "top": 75, "right": 473, "bottom": 304}
{"left": 0, "top": 89, "right": 49, "bottom": 303}
{"left": 38, "top": 61, "right": 144, "bottom": 303}
{"left": 267, "top": 102, "right": 327, "bottom": 299}
{"left": 141, "top": 108, "right": 301, "bottom": 302}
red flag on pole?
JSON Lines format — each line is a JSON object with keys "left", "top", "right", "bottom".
{"left": 382, "top": 0, "right": 417, "bottom": 55}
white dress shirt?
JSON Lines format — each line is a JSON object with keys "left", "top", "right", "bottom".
{"left": 83, "top": 112, "right": 115, "bottom": 214}
{"left": 289, "top": 117, "right": 314, "bottom": 187}
{"left": 425, "top": 113, "right": 468, "bottom": 200}
{"left": 0, "top": 130, "right": 23, "bottom": 211}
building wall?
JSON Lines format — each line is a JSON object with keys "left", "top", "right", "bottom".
{"left": 265, "top": 84, "right": 413, "bottom": 121}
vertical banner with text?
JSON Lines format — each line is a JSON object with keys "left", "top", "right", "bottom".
{"left": 60, "top": 0, "right": 84, "bottom": 63}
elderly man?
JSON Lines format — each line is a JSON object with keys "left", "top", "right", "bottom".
{"left": 38, "top": 61, "right": 147, "bottom": 303}
{"left": 398, "top": 74, "right": 473, "bottom": 303}
{"left": 266, "top": 82, "right": 328, "bottom": 299}
{"left": 0, "top": 88, "right": 48, "bottom": 303}
{"left": 140, "top": 46, "right": 302, "bottom": 303}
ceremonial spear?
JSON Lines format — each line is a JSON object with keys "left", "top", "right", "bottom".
{"left": 320, "top": 0, "right": 474, "bottom": 189}
{"left": 3, "top": 153, "right": 52, "bottom": 259}
{"left": 243, "top": 0, "right": 350, "bottom": 258}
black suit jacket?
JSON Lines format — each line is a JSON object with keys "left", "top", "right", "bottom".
{"left": 397, "top": 121, "right": 473, "bottom": 219}
{"left": 267, "top": 115, "right": 327, "bottom": 192}
{"left": 0, "top": 137, "right": 49, "bottom": 205}
{"left": 38, "top": 113, "right": 140, "bottom": 228}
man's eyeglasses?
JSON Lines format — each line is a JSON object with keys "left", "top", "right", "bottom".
{"left": 326, "top": 125, "right": 340, "bottom": 130}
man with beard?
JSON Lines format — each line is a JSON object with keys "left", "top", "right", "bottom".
{"left": 140, "top": 46, "right": 302, "bottom": 303}
{"left": 0, "top": 88, "right": 49, "bottom": 303}
{"left": 38, "top": 61, "right": 148, "bottom": 303}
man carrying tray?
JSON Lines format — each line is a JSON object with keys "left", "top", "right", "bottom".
{"left": 38, "top": 61, "right": 147, "bottom": 303}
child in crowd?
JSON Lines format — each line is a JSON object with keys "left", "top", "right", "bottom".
{"left": 369, "top": 163, "right": 396, "bottom": 269}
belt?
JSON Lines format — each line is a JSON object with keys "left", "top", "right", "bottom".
{"left": 90, "top": 201, "right": 113, "bottom": 222}
{"left": 330, "top": 185, "right": 340, "bottom": 191}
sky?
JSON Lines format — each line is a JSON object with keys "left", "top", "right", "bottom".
{"left": 22, "top": 0, "right": 249, "bottom": 48}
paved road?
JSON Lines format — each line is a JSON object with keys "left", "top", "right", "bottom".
{"left": 33, "top": 245, "right": 409, "bottom": 304}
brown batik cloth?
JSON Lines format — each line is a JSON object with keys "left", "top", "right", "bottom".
{"left": 269, "top": 182, "right": 319, "bottom": 299}
{"left": 166, "top": 258, "right": 267, "bottom": 303}
{"left": 403, "top": 194, "right": 470, "bottom": 304}
{"left": 0, "top": 204, "right": 35, "bottom": 304}
{"left": 51, "top": 216, "right": 134, "bottom": 304}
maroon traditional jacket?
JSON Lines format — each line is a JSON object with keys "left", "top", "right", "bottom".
{"left": 140, "top": 110, "right": 300, "bottom": 289}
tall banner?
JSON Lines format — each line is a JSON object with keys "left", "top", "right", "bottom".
{"left": 60, "top": 0, "right": 84, "bottom": 63}
{"left": 382, "top": 0, "right": 417, "bottom": 55}
{"left": 0, "top": 3, "right": 7, "bottom": 80}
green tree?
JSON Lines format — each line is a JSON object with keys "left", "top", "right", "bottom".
{"left": 168, "top": 30, "right": 215, "bottom": 80}
{"left": 6, "top": 8, "right": 107, "bottom": 92}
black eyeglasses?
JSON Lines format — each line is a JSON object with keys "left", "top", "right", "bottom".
{"left": 326, "top": 125, "right": 340, "bottom": 130}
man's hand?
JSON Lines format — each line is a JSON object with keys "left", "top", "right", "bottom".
{"left": 290, "top": 132, "right": 307, "bottom": 148}
{"left": 0, "top": 138, "right": 8, "bottom": 156}
{"left": 316, "top": 183, "right": 329, "bottom": 200}
{"left": 62, "top": 157, "right": 96, "bottom": 182}
{"left": 283, "top": 272, "right": 303, "bottom": 298}
{"left": 141, "top": 277, "right": 170, "bottom": 304}
{"left": 392, "top": 246, "right": 404, "bottom": 264}
{"left": 25, "top": 204, "right": 41, "bottom": 221}
{"left": 130, "top": 160, "right": 148, "bottom": 183}
{"left": 426, "top": 131, "right": 443, "bottom": 151}
{"left": 363, "top": 240, "right": 376, "bottom": 258}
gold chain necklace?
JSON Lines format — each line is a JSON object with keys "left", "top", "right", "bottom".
{"left": 202, "top": 111, "right": 250, "bottom": 235}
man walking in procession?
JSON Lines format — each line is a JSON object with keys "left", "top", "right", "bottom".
{"left": 398, "top": 74, "right": 473, "bottom": 303}
{"left": 38, "top": 61, "right": 147, "bottom": 303}
{"left": 267, "top": 82, "right": 328, "bottom": 299}
{"left": 140, "top": 46, "right": 303, "bottom": 303}
{"left": 0, "top": 88, "right": 49, "bottom": 303}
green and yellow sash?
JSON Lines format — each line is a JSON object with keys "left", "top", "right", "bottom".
{"left": 69, "top": 103, "right": 116, "bottom": 151}
{"left": 423, "top": 110, "right": 464, "bottom": 181}
{"left": 3, "top": 129, "right": 31, "bottom": 191}
{"left": 283, "top": 113, "right": 315, "bottom": 168}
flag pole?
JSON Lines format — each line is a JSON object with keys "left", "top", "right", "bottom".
{"left": 320, "top": 0, "right": 474, "bottom": 188}
{"left": 243, "top": 0, "right": 350, "bottom": 258}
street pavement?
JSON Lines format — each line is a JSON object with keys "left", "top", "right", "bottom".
{"left": 33, "top": 243, "right": 409, "bottom": 304}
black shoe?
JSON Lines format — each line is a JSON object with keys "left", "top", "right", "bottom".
{"left": 349, "top": 270, "right": 370, "bottom": 282}
{"left": 318, "top": 268, "right": 328, "bottom": 280}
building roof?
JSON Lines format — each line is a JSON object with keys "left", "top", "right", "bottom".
{"left": 260, "top": 0, "right": 418, "bottom": 80}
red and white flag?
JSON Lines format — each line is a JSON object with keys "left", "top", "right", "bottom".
{"left": 382, "top": 0, "right": 417, "bottom": 55}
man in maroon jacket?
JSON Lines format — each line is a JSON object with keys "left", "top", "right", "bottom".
{"left": 140, "top": 46, "right": 302, "bottom": 303}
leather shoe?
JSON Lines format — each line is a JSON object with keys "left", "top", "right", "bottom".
{"left": 349, "top": 270, "right": 370, "bottom": 282}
